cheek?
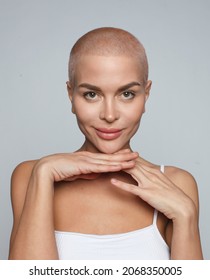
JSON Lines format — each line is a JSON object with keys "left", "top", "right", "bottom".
{"left": 74, "top": 101, "right": 97, "bottom": 124}
{"left": 122, "top": 102, "right": 145, "bottom": 123}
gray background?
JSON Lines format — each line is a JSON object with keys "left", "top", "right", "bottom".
{"left": 0, "top": 0, "right": 209, "bottom": 260}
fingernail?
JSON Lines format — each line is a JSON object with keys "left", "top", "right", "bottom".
{"left": 111, "top": 178, "right": 117, "bottom": 184}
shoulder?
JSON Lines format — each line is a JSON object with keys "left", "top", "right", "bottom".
{"left": 164, "top": 166, "right": 199, "bottom": 209}
{"left": 10, "top": 160, "right": 39, "bottom": 244}
{"left": 137, "top": 157, "right": 199, "bottom": 209}
{"left": 11, "top": 160, "right": 39, "bottom": 212}
{"left": 143, "top": 158, "right": 200, "bottom": 210}
{"left": 164, "top": 166, "right": 197, "bottom": 192}
{"left": 11, "top": 160, "right": 38, "bottom": 187}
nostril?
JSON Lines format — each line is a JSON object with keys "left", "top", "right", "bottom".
{"left": 99, "top": 101, "right": 120, "bottom": 122}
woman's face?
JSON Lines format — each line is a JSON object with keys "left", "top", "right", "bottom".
{"left": 68, "top": 55, "right": 151, "bottom": 154}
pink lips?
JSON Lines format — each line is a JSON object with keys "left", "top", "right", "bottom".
{"left": 95, "top": 128, "right": 122, "bottom": 140}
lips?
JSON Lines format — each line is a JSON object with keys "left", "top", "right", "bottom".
{"left": 95, "top": 128, "right": 122, "bottom": 140}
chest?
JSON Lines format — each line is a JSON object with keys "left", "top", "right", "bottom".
{"left": 53, "top": 172, "right": 167, "bottom": 236}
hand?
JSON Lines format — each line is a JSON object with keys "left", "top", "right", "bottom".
{"left": 111, "top": 159, "right": 194, "bottom": 221}
{"left": 33, "top": 149, "right": 139, "bottom": 183}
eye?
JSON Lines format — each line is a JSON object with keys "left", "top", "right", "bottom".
{"left": 121, "top": 91, "right": 135, "bottom": 100}
{"left": 83, "top": 91, "right": 98, "bottom": 100}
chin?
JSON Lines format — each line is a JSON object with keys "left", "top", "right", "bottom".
{"left": 95, "top": 143, "right": 128, "bottom": 154}
{"left": 83, "top": 136, "right": 130, "bottom": 154}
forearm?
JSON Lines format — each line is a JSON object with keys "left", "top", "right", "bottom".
{"left": 9, "top": 169, "right": 58, "bottom": 260}
{"left": 170, "top": 205, "right": 203, "bottom": 260}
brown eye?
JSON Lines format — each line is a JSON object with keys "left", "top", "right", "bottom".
{"left": 84, "top": 92, "right": 97, "bottom": 100}
{"left": 122, "top": 91, "right": 135, "bottom": 100}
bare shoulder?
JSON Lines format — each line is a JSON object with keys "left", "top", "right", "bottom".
{"left": 11, "top": 160, "right": 38, "bottom": 190}
{"left": 164, "top": 166, "right": 199, "bottom": 209}
{"left": 11, "top": 160, "right": 39, "bottom": 217}
{"left": 10, "top": 160, "right": 39, "bottom": 245}
{"left": 164, "top": 166, "right": 198, "bottom": 193}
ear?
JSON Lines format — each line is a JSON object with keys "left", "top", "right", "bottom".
{"left": 66, "top": 81, "right": 75, "bottom": 114}
{"left": 145, "top": 80, "right": 152, "bottom": 100}
{"left": 143, "top": 80, "right": 152, "bottom": 113}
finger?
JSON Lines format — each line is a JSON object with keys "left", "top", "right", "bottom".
{"left": 90, "top": 160, "right": 136, "bottom": 173}
{"left": 125, "top": 163, "right": 162, "bottom": 181}
{"left": 87, "top": 163, "right": 122, "bottom": 173}
{"left": 77, "top": 150, "right": 139, "bottom": 164}
{"left": 111, "top": 178, "right": 142, "bottom": 196}
{"left": 90, "top": 151, "right": 139, "bottom": 163}
{"left": 122, "top": 165, "right": 147, "bottom": 185}
{"left": 63, "top": 175, "right": 79, "bottom": 181}
{"left": 137, "top": 164, "right": 170, "bottom": 184}
{"left": 120, "top": 160, "right": 136, "bottom": 169}
{"left": 113, "top": 149, "right": 132, "bottom": 154}
{"left": 68, "top": 173, "right": 101, "bottom": 181}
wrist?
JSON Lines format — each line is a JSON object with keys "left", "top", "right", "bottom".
{"left": 32, "top": 158, "right": 55, "bottom": 183}
{"left": 172, "top": 199, "right": 198, "bottom": 226}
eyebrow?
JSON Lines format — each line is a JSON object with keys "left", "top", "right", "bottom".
{"left": 78, "top": 82, "right": 142, "bottom": 92}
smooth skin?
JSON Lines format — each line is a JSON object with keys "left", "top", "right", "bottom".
{"left": 9, "top": 150, "right": 138, "bottom": 259}
{"left": 9, "top": 55, "right": 203, "bottom": 259}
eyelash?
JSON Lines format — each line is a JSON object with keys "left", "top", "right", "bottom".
{"left": 83, "top": 91, "right": 136, "bottom": 101}
{"left": 122, "top": 91, "right": 135, "bottom": 99}
{"left": 83, "top": 92, "right": 97, "bottom": 100}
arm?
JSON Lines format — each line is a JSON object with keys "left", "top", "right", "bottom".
{"left": 9, "top": 150, "right": 138, "bottom": 259}
{"left": 165, "top": 170, "right": 203, "bottom": 259}
{"left": 9, "top": 161, "right": 58, "bottom": 259}
{"left": 111, "top": 162, "right": 203, "bottom": 259}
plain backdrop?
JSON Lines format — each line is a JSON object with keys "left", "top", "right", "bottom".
{"left": 0, "top": 0, "right": 209, "bottom": 259}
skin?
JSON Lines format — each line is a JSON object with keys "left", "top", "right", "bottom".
{"left": 69, "top": 55, "right": 150, "bottom": 154}
{"left": 8, "top": 55, "right": 203, "bottom": 260}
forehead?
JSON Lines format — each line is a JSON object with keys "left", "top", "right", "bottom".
{"left": 74, "top": 55, "right": 143, "bottom": 86}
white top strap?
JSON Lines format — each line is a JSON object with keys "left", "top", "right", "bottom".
{"left": 153, "top": 165, "right": 164, "bottom": 225}
{"left": 160, "top": 164, "right": 165, "bottom": 173}
{"left": 153, "top": 209, "right": 158, "bottom": 225}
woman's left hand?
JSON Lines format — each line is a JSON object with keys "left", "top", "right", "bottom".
{"left": 111, "top": 159, "right": 195, "bottom": 221}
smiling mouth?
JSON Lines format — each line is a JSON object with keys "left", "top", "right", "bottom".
{"left": 95, "top": 128, "right": 123, "bottom": 140}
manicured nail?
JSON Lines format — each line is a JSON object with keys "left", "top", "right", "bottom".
{"left": 111, "top": 178, "right": 117, "bottom": 184}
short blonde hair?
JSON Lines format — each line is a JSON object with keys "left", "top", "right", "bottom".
{"left": 68, "top": 27, "right": 149, "bottom": 85}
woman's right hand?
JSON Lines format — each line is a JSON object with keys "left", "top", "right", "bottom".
{"left": 33, "top": 149, "right": 139, "bottom": 183}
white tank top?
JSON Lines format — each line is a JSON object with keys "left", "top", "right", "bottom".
{"left": 55, "top": 165, "right": 170, "bottom": 260}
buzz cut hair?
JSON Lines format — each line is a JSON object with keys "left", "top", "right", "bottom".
{"left": 68, "top": 27, "right": 149, "bottom": 85}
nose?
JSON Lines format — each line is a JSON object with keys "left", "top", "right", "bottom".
{"left": 99, "top": 98, "right": 119, "bottom": 123}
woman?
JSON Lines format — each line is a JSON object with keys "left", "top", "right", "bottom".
{"left": 8, "top": 27, "right": 203, "bottom": 260}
